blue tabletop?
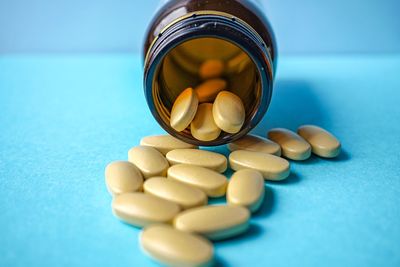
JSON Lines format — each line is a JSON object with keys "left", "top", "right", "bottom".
{"left": 0, "top": 54, "right": 399, "bottom": 267}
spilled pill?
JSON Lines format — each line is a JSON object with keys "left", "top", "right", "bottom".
{"left": 140, "top": 134, "right": 198, "bottom": 155}
{"left": 227, "top": 169, "right": 265, "bottom": 213}
{"left": 228, "top": 134, "right": 281, "bottom": 156}
{"left": 140, "top": 224, "right": 214, "bottom": 267}
{"left": 170, "top": 87, "right": 199, "bottom": 132}
{"left": 213, "top": 91, "right": 245, "bottom": 134}
{"left": 128, "top": 146, "right": 169, "bottom": 179}
{"left": 143, "top": 177, "right": 207, "bottom": 209}
{"left": 194, "top": 78, "right": 227, "bottom": 103}
{"left": 199, "top": 59, "right": 224, "bottom": 80}
{"left": 297, "top": 125, "right": 341, "bottom": 158}
{"left": 191, "top": 103, "right": 221, "bottom": 141}
{"left": 105, "top": 161, "right": 143, "bottom": 196}
{"left": 174, "top": 205, "right": 250, "bottom": 240}
{"left": 268, "top": 128, "right": 311, "bottom": 160}
{"left": 166, "top": 148, "right": 227, "bottom": 173}
{"left": 229, "top": 150, "right": 290, "bottom": 181}
{"left": 112, "top": 192, "right": 180, "bottom": 227}
{"left": 167, "top": 164, "right": 227, "bottom": 197}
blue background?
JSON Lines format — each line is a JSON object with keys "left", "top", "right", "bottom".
{"left": 1, "top": 1, "right": 400, "bottom": 267}
{"left": 0, "top": 0, "right": 400, "bottom": 54}
{"left": 1, "top": 54, "right": 400, "bottom": 267}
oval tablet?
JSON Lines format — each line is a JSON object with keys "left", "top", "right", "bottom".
{"left": 112, "top": 193, "right": 180, "bottom": 227}
{"left": 143, "top": 177, "right": 207, "bottom": 209}
{"left": 227, "top": 169, "right": 265, "bottom": 213}
{"left": 168, "top": 164, "right": 227, "bottom": 197}
{"left": 105, "top": 161, "right": 143, "bottom": 196}
{"left": 166, "top": 149, "right": 227, "bottom": 173}
{"left": 228, "top": 134, "right": 281, "bottom": 156}
{"left": 268, "top": 128, "right": 311, "bottom": 160}
{"left": 213, "top": 91, "right": 245, "bottom": 133}
{"left": 297, "top": 125, "right": 341, "bottom": 158}
{"left": 194, "top": 78, "right": 227, "bottom": 103}
{"left": 226, "top": 52, "right": 252, "bottom": 74}
{"left": 229, "top": 150, "right": 290, "bottom": 181}
{"left": 199, "top": 59, "right": 224, "bottom": 80}
{"left": 140, "top": 224, "right": 214, "bottom": 267}
{"left": 170, "top": 87, "right": 199, "bottom": 132}
{"left": 128, "top": 146, "right": 169, "bottom": 179}
{"left": 140, "top": 134, "right": 198, "bottom": 155}
{"left": 191, "top": 103, "right": 221, "bottom": 141}
{"left": 174, "top": 205, "right": 250, "bottom": 240}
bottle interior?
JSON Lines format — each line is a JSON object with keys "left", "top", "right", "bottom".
{"left": 152, "top": 37, "right": 262, "bottom": 142}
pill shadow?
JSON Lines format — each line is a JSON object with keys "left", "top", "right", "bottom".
{"left": 207, "top": 195, "right": 227, "bottom": 205}
{"left": 266, "top": 171, "right": 301, "bottom": 186}
{"left": 253, "top": 186, "right": 275, "bottom": 218}
{"left": 223, "top": 168, "right": 234, "bottom": 179}
{"left": 214, "top": 256, "right": 231, "bottom": 267}
{"left": 202, "top": 144, "right": 230, "bottom": 158}
{"left": 325, "top": 148, "right": 351, "bottom": 162}
{"left": 289, "top": 155, "right": 321, "bottom": 166}
{"left": 252, "top": 79, "right": 331, "bottom": 136}
{"left": 214, "top": 223, "right": 264, "bottom": 245}
{"left": 213, "top": 224, "right": 264, "bottom": 267}
{"left": 294, "top": 149, "right": 351, "bottom": 165}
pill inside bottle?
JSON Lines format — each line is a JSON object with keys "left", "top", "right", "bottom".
{"left": 143, "top": 0, "right": 277, "bottom": 146}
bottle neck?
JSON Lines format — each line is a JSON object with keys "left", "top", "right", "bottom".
{"left": 144, "top": 11, "right": 274, "bottom": 146}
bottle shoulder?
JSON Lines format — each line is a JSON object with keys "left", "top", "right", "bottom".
{"left": 143, "top": 0, "right": 276, "bottom": 61}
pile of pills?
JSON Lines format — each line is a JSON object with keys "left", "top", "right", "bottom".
{"left": 105, "top": 125, "right": 341, "bottom": 266}
{"left": 169, "top": 59, "right": 246, "bottom": 141}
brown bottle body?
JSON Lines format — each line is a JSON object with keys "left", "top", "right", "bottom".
{"left": 143, "top": 0, "right": 277, "bottom": 146}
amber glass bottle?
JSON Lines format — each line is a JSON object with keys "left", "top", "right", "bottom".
{"left": 143, "top": 0, "right": 277, "bottom": 146}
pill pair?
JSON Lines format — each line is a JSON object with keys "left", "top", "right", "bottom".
{"left": 228, "top": 125, "right": 341, "bottom": 161}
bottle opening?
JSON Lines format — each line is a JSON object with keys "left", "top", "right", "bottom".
{"left": 151, "top": 36, "right": 262, "bottom": 145}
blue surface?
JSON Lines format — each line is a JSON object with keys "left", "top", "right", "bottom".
{"left": 1, "top": 0, "right": 400, "bottom": 54}
{"left": 0, "top": 54, "right": 400, "bottom": 267}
